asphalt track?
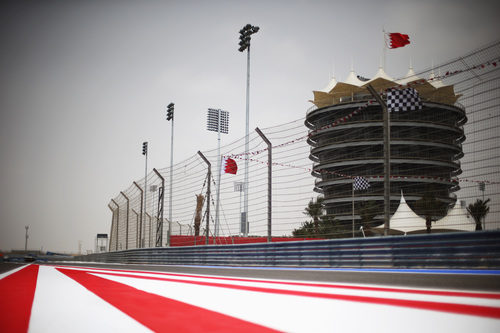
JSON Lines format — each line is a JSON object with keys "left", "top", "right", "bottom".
{"left": 35, "top": 262, "right": 500, "bottom": 291}
{"left": 0, "top": 262, "right": 24, "bottom": 274}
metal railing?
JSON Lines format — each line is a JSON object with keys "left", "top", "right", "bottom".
{"left": 64, "top": 231, "right": 500, "bottom": 269}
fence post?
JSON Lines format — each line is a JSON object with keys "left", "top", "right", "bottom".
{"left": 107, "top": 203, "right": 116, "bottom": 252}
{"left": 131, "top": 209, "right": 139, "bottom": 248}
{"left": 153, "top": 168, "right": 165, "bottom": 247}
{"left": 145, "top": 213, "right": 152, "bottom": 247}
{"left": 120, "top": 192, "right": 130, "bottom": 250}
{"left": 111, "top": 199, "right": 119, "bottom": 251}
{"left": 255, "top": 127, "right": 272, "bottom": 243}
{"left": 198, "top": 151, "right": 211, "bottom": 245}
{"left": 133, "top": 181, "right": 144, "bottom": 248}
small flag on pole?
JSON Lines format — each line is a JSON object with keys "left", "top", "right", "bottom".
{"left": 222, "top": 157, "right": 238, "bottom": 174}
{"left": 386, "top": 32, "right": 410, "bottom": 49}
{"left": 353, "top": 176, "right": 370, "bottom": 191}
{"left": 386, "top": 87, "right": 423, "bottom": 112}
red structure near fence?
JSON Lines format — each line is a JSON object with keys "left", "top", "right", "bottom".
{"left": 170, "top": 235, "right": 319, "bottom": 247}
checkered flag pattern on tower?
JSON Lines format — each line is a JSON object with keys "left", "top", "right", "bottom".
{"left": 353, "top": 176, "right": 370, "bottom": 191}
{"left": 207, "top": 109, "right": 229, "bottom": 134}
{"left": 386, "top": 87, "right": 423, "bottom": 112}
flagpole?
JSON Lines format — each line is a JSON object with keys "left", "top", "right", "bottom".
{"left": 382, "top": 28, "right": 387, "bottom": 71}
{"left": 352, "top": 179, "right": 355, "bottom": 238}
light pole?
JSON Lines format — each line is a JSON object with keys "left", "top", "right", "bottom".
{"left": 238, "top": 23, "right": 259, "bottom": 236}
{"left": 207, "top": 108, "right": 229, "bottom": 237}
{"left": 166, "top": 102, "right": 174, "bottom": 246}
{"left": 234, "top": 182, "right": 244, "bottom": 235}
{"left": 25, "top": 225, "right": 29, "bottom": 251}
{"left": 133, "top": 181, "right": 143, "bottom": 247}
{"left": 142, "top": 141, "right": 148, "bottom": 245}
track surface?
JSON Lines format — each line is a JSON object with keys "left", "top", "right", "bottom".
{"left": 1, "top": 263, "right": 500, "bottom": 332}
{"left": 46, "top": 262, "right": 500, "bottom": 291}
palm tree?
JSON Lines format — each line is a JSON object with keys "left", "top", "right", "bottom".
{"left": 303, "top": 197, "right": 324, "bottom": 234}
{"left": 292, "top": 221, "right": 316, "bottom": 238}
{"left": 467, "top": 199, "right": 490, "bottom": 231}
{"left": 414, "top": 192, "right": 441, "bottom": 233}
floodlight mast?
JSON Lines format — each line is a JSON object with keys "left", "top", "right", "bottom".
{"left": 206, "top": 108, "right": 229, "bottom": 238}
{"left": 142, "top": 141, "right": 148, "bottom": 247}
{"left": 238, "top": 23, "right": 259, "bottom": 236}
{"left": 215, "top": 109, "right": 221, "bottom": 238}
{"left": 166, "top": 103, "right": 174, "bottom": 246}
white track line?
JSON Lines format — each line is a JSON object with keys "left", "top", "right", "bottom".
{"left": 29, "top": 265, "right": 151, "bottom": 333}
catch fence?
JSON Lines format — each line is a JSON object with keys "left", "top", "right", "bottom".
{"left": 108, "top": 41, "right": 500, "bottom": 251}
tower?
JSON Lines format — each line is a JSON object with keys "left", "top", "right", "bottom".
{"left": 306, "top": 66, "right": 465, "bottom": 228}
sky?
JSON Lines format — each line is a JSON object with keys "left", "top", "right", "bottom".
{"left": 1, "top": 0, "right": 499, "bottom": 253}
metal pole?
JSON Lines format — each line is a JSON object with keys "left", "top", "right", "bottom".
{"left": 169, "top": 118, "right": 174, "bottom": 245}
{"left": 151, "top": 188, "right": 156, "bottom": 244}
{"left": 133, "top": 181, "right": 143, "bottom": 247}
{"left": 145, "top": 213, "right": 152, "bottom": 247}
{"left": 143, "top": 146, "right": 148, "bottom": 244}
{"left": 153, "top": 168, "right": 165, "bottom": 247}
{"left": 382, "top": 28, "right": 387, "bottom": 73}
{"left": 243, "top": 45, "right": 251, "bottom": 237}
{"left": 131, "top": 209, "right": 138, "bottom": 248}
{"left": 107, "top": 203, "right": 115, "bottom": 252}
{"left": 366, "top": 84, "right": 390, "bottom": 235}
{"left": 198, "top": 151, "right": 211, "bottom": 245}
{"left": 239, "top": 187, "right": 242, "bottom": 235}
{"left": 234, "top": 182, "right": 244, "bottom": 235}
{"left": 255, "top": 127, "right": 272, "bottom": 243}
{"left": 215, "top": 155, "right": 222, "bottom": 238}
{"left": 215, "top": 109, "right": 222, "bottom": 238}
{"left": 25, "top": 225, "right": 29, "bottom": 252}
{"left": 120, "top": 191, "right": 129, "bottom": 250}
{"left": 111, "top": 199, "right": 119, "bottom": 250}
{"left": 352, "top": 180, "right": 355, "bottom": 237}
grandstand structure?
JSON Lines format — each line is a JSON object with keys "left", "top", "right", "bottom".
{"left": 305, "top": 65, "right": 466, "bottom": 227}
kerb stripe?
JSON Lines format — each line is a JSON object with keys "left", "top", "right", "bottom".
{"left": 92, "top": 269, "right": 500, "bottom": 319}
{"left": 57, "top": 268, "right": 278, "bottom": 333}
{"left": 0, "top": 264, "right": 39, "bottom": 333}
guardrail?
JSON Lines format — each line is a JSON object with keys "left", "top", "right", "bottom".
{"left": 65, "top": 231, "right": 500, "bottom": 269}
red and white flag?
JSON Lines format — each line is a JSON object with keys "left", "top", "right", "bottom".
{"left": 386, "top": 32, "right": 410, "bottom": 49}
{"left": 222, "top": 157, "right": 238, "bottom": 174}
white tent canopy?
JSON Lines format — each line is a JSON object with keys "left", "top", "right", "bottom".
{"left": 389, "top": 193, "right": 476, "bottom": 234}
{"left": 389, "top": 192, "right": 426, "bottom": 234}
{"left": 321, "top": 75, "right": 337, "bottom": 93}
{"left": 344, "top": 69, "right": 364, "bottom": 86}
{"left": 433, "top": 201, "right": 476, "bottom": 231}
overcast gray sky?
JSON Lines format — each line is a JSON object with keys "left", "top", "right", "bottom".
{"left": 1, "top": 0, "right": 499, "bottom": 253}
